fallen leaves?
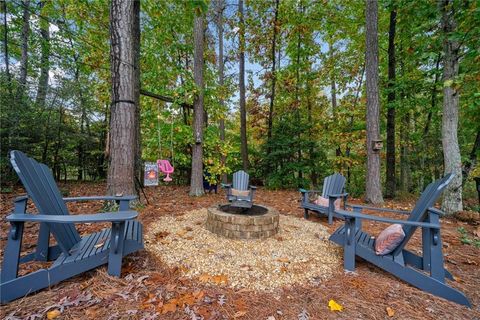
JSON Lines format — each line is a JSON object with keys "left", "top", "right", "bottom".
{"left": 328, "top": 299, "right": 343, "bottom": 312}
{"left": 233, "top": 310, "right": 247, "bottom": 318}
{"left": 93, "top": 237, "right": 107, "bottom": 248}
{"left": 159, "top": 291, "right": 207, "bottom": 314}
{"left": 47, "top": 309, "right": 61, "bottom": 319}
{"left": 198, "top": 273, "right": 228, "bottom": 285}
{"left": 386, "top": 306, "right": 395, "bottom": 317}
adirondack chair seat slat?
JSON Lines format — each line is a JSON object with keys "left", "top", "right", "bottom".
{"left": 0, "top": 151, "right": 144, "bottom": 303}
{"left": 301, "top": 173, "right": 347, "bottom": 224}
{"left": 329, "top": 174, "right": 471, "bottom": 307}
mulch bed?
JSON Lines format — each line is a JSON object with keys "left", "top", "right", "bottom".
{"left": 1, "top": 182, "right": 479, "bottom": 319}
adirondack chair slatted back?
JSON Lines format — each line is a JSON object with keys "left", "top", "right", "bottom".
{"left": 321, "top": 173, "right": 346, "bottom": 198}
{"left": 10, "top": 151, "right": 81, "bottom": 252}
{"left": 232, "top": 170, "right": 249, "bottom": 190}
{"left": 393, "top": 173, "right": 453, "bottom": 255}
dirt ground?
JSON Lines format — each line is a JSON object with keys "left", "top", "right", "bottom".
{"left": 1, "top": 182, "right": 479, "bottom": 320}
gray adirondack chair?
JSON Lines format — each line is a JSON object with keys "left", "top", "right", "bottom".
{"left": 222, "top": 170, "right": 256, "bottom": 208}
{"left": 300, "top": 173, "right": 348, "bottom": 224}
{"left": 329, "top": 174, "right": 471, "bottom": 307}
{"left": 0, "top": 151, "right": 144, "bottom": 303}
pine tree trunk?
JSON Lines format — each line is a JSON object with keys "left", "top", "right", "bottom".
{"left": 267, "top": 0, "right": 279, "bottom": 154}
{"left": 440, "top": 0, "right": 462, "bottom": 214}
{"left": 133, "top": 0, "right": 142, "bottom": 188}
{"left": 239, "top": 0, "right": 249, "bottom": 171}
{"left": 216, "top": 0, "right": 227, "bottom": 184}
{"left": 17, "top": 0, "right": 29, "bottom": 97}
{"left": 400, "top": 112, "right": 411, "bottom": 192}
{"left": 3, "top": 0, "right": 12, "bottom": 95}
{"left": 35, "top": 0, "right": 50, "bottom": 108}
{"left": 385, "top": 8, "right": 396, "bottom": 198}
{"left": 107, "top": 0, "right": 137, "bottom": 197}
{"left": 189, "top": 9, "right": 205, "bottom": 196}
{"left": 365, "top": 0, "right": 383, "bottom": 204}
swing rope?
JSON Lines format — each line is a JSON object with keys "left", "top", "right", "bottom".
{"left": 170, "top": 114, "right": 174, "bottom": 167}
{"left": 157, "top": 103, "right": 162, "bottom": 159}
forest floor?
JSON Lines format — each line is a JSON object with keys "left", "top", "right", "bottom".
{"left": 1, "top": 182, "right": 479, "bottom": 320}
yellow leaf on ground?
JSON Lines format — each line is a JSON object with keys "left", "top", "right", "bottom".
{"left": 276, "top": 257, "right": 290, "bottom": 263}
{"left": 47, "top": 310, "right": 61, "bottom": 319}
{"left": 233, "top": 310, "right": 247, "bottom": 318}
{"left": 328, "top": 299, "right": 343, "bottom": 312}
{"left": 386, "top": 306, "right": 395, "bottom": 317}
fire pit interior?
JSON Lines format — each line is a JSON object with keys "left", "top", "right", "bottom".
{"left": 206, "top": 204, "right": 279, "bottom": 239}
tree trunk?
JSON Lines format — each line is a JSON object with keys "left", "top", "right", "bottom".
{"left": 239, "top": 0, "right": 248, "bottom": 171}
{"left": 17, "top": 0, "right": 30, "bottom": 97}
{"left": 216, "top": 0, "right": 227, "bottom": 184}
{"left": 3, "top": 0, "right": 12, "bottom": 95}
{"left": 400, "top": 112, "right": 411, "bottom": 192}
{"left": 365, "top": 0, "right": 383, "bottom": 204}
{"left": 189, "top": 8, "right": 205, "bottom": 196}
{"left": 385, "top": 8, "right": 397, "bottom": 198}
{"left": 295, "top": 26, "right": 302, "bottom": 182}
{"left": 35, "top": 0, "right": 50, "bottom": 108}
{"left": 419, "top": 54, "right": 441, "bottom": 190}
{"left": 440, "top": 0, "right": 462, "bottom": 214}
{"left": 329, "top": 40, "right": 337, "bottom": 114}
{"left": 133, "top": 0, "right": 142, "bottom": 188}
{"left": 107, "top": 0, "right": 138, "bottom": 197}
{"left": 267, "top": 0, "right": 279, "bottom": 154}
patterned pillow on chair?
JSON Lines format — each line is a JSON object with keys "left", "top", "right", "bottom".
{"left": 375, "top": 224, "right": 405, "bottom": 255}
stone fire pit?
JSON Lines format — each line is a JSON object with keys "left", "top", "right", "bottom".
{"left": 206, "top": 204, "right": 279, "bottom": 239}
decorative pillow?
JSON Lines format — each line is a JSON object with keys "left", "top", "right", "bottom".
{"left": 313, "top": 196, "right": 341, "bottom": 210}
{"left": 231, "top": 188, "right": 250, "bottom": 197}
{"left": 374, "top": 224, "right": 405, "bottom": 255}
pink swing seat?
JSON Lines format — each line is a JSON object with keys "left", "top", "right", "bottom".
{"left": 157, "top": 159, "right": 174, "bottom": 182}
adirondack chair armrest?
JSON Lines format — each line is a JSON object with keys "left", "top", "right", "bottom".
{"left": 299, "top": 189, "right": 322, "bottom": 194}
{"left": 221, "top": 183, "right": 232, "bottom": 189}
{"left": 14, "top": 195, "right": 29, "bottom": 203}
{"left": 63, "top": 195, "right": 137, "bottom": 202}
{"left": 6, "top": 211, "right": 138, "bottom": 224}
{"left": 328, "top": 193, "right": 348, "bottom": 198}
{"left": 347, "top": 204, "right": 411, "bottom": 215}
{"left": 427, "top": 207, "right": 444, "bottom": 216}
{"left": 335, "top": 209, "right": 441, "bottom": 229}
{"left": 249, "top": 185, "right": 257, "bottom": 190}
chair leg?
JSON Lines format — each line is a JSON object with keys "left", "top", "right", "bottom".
{"left": 108, "top": 222, "right": 126, "bottom": 277}
{"left": 1, "top": 222, "right": 24, "bottom": 282}
{"left": 344, "top": 218, "right": 356, "bottom": 271}
{"left": 304, "top": 209, "right": 309, "bottom": 219}
{"left": 35, "top": 223, "right": 50, "bottom": 261}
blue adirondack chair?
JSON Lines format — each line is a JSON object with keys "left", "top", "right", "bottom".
{"left": 222, "top": 170, "right": 256, "bottom": 208}
{"left": 329, "top": 174, "right": 471, "bottom": 307}
{"left": 300, "top": 173, "right": 348, "bottom": 224}
{"left": 0, "top": 151, "right": 144, "bottom": 303}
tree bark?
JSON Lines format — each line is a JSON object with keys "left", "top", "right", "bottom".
{"left": 189, "top": 8, "right": 205, "bottom": 196}
{"left": 133, "top": 0, "right": 142, "bottom": 188}
{"left": 365, "top": 0, "right": 383, "bottom": 204}
{"left": 400, "top": 112, "right": 411, "bottom": 192}
{"left": 216, "top": 0, "right": 227, "bottom": 184}
{"left": 107, "top": 0, "right": 138, "bottom": 197}
{"left": 35, "top": 0, "right": 50, "bottom": 108}
{"left": 3, "top": 0, "right": 12, "bottom": 95}
{"left": 440, "top": 0, "right": 462, "bottom": 214}
{"left": 267, "top": 0, "right": 279, "bottom": 154}
{"left": 239, "top": 0, "right": 249, "bottom": 171}
{"left": 385, "top": 8, "right": 397, "bottom": 198}
{"left": 18, "top": 0, "right": 30, "bottom": 95}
